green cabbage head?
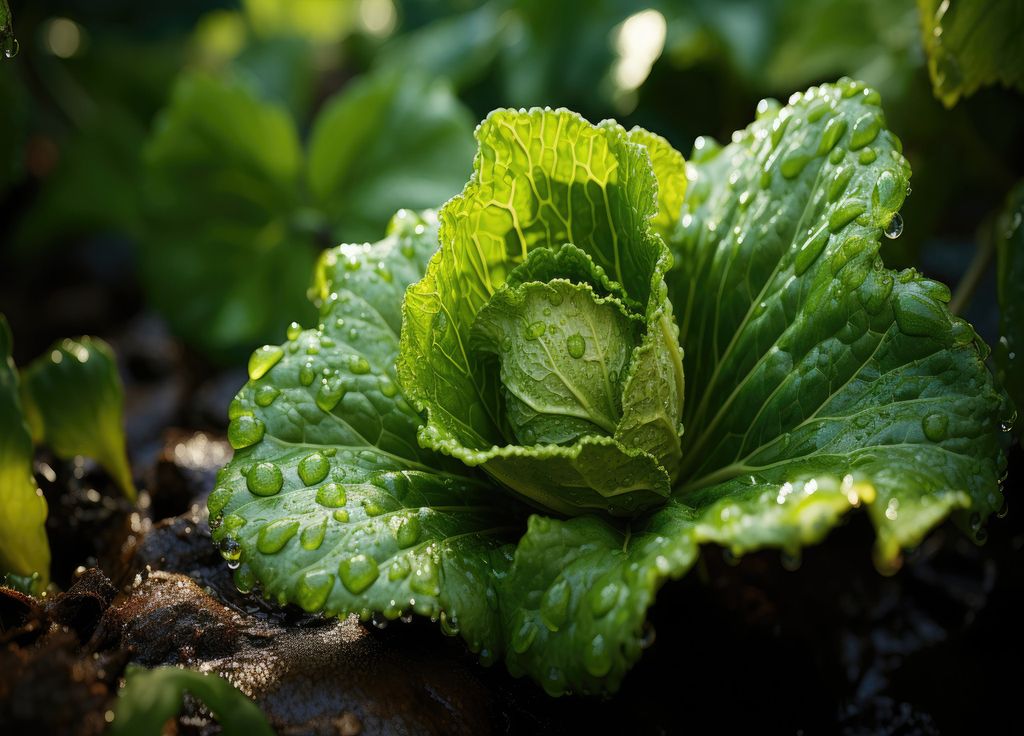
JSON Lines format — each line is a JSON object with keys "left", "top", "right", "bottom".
{"left": 398, "top": 110, "right": 687, "bottom": 517}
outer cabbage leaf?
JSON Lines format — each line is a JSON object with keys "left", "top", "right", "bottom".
{"left": 917, "top": 0, "right": 1024, "bottom": 108}
{"left": 397, "top": 108, "right": 686, "bottom": 516}
{"left": 668, "top": 80, "right": 1004, "bottom": 560}
{"left": 20, "top": 336, "right": 136, "bottom": 501}
{"left": 210, "top": 211, "right": 518, "bottom": 656}
{"left": 0, "top": 316, "right": 50, "bottom": 588}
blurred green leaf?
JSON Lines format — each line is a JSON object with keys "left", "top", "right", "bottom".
{"left": 996, "top": 181, "right": 1024, "bottom": 418}
{"left": 0, "top": 68, "right": 27, "bottom": 193}
{"left": 142, "top": 72, "right": 316, "bottom": 362}
{"left": 308, "top": 71, "right": 475, "bottom": 242}
{"left": 21, "top": 336, "right": 136, "bottom": 501}
{"left": 0, "top": 315, "right": 50, "bottom": 589}
{"left": 918, "top": 0, "right": 1024, "bottom": 108}
{"left": 109, "top": 665, "right": 274, "bottom": 736}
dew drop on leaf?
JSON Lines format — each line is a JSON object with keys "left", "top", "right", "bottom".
{"left": 566, "top": 333, "right": 585, "bottom": 358}
{"left": 338, "top": 554, "right": 379, "bottom": 594}
{"left": 228, "top": 415, "right": 265, "bottom": 450}
{"left": 316, "top": 482, "right": 347, "bottom": 508}
{"left": 298, "top": 452, "right": 331, "bottom": 486}
{"left": 884, "top": 212, "right": 904, "bottom": 239}
{"left": 248, "top": 345, "right": 284, "bottom": 381}
{"left": 921, "top": 412, "right": 949, "bottom": 441}
{"left": 246, "top": 462, "right": 283, "bottom": 496}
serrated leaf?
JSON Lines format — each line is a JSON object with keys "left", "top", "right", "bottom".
{"left": 0, "top": 315, "right": 50, "bottom": 588}
{"left": 21, "top": 336, "right": 136, "bottom": 501}
{"left": 917, "top": 0, "right": 1024, "bottom": 108}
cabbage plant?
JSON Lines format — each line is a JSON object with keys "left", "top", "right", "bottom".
{"left": 209, "top": 79, "right": 1007, "bottom": 695}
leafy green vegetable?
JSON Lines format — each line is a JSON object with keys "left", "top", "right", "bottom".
{"left": 21, "top": 336, "right": 136, "bottom": 501}
{"left": 143, "top": 70, "right": 474, "bottom": 360}
{"left": 996, "top": 181, "right": 1024, "bottom": 419}
{"left": 398, "top": 109, "right": 685, "bottom": 516}
{"left": 0, "top": 316, "right": 50, "bottom": 589}
{"left": 108, "top": 665, "right": 274, "bottom": 736}
{"left": 918, "top": 0, "right": 1024, "bottom": 108}
{"left": 210, "top": 82, "right": 1006, "bottom": 696}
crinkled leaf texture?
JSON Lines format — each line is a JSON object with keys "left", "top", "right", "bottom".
{"left": 211, "top": 83, "right": 1006, "bottom": 697}
{"left": 21, "top": 336, "right": 136, "bottom": 500}
{"left": 0, "top": 316, "right": 50, "bottom": 588}
{"left": 397, "top": 109, "right": 685, "bottom": 516}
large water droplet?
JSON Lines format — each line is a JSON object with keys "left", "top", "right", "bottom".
{"left": 228, "top": 415, "right": 265, "bottom": 450}
{"left": 409, "top": 559, "right": 440, "bottom": 597}
{"left": 246, "top": 462, "right": 283, "bottom": 496}
{"left": 257, "top": 519, "right": 299, "bottom": 554}
{"left": 393, "top": 514, "right": 421, "bottom": 548}
{"left": 298, "top": 453, "right": 331, "bottom": 486}
{"left": 511, "top": 615, "right": 538, "bottom": 654}
{"left": 589, "top": 581, "right": 619, "bottom": 618}
{"left": 525, "top": 321, "right": 546, "bottom": 340}
{"left": 300, "top": 517, "right": 328, "bottom": 550}
{"left": 922, "top": 412, "right": 949, "bottom": 441}
{"left": 254, "top": 385, "right": 280, "bottom": 407}
{"left": 539, "top": 579, "right": 571, "bottom": 631}
{"left": 3, "top": 36, "right": 19, "bottom": 60}
{"left": 219, "top": 536, "right": 242, "bottom": 563}
{"left": 338, "top": 554, "right": 379, "bottom": 594}
{"left": 286, "top": 321, "right": 303, "bottom": 340}
{"left": 566, "top": 334, "right": 585, "bottom": 359}
{"left": 316, "top": 482, "right": 347, "bottom": 508}
{"left": 583, "top": 634, "right": 613, "bottom": 677}
{"left": 296, "top": 570, "right": 334, "bottom": 612}
{"left": 299, "top": 363, "right": 315, "bottom": 386}
{"left": 248, "top": 345, "right": 284, "bottom": 381}
{"left": 349, "top": 356, "right": 371, "bottom": 374}
{"left": 884, "top": 213, "right": 904, "bottom": 239}
{"left": 388, "top": 557, "right": 412, "bottom": 581}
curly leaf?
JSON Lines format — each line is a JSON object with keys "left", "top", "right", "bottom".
{"left": 397, "top": 108, "right": 684, "bottom": 516}
{"left": 917, "top": 0, "right": 1024, "bottom": 108}
{"left": 0, "top": 316, "right": 49, "bottom": 588}
{"left": 21, "top": 336, "right": 136, "bottom": 501}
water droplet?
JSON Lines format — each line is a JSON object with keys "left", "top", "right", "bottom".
{"left": 299, "top": 363, "right": 315, "bottom": 386}
{"left": 254, "top": 385, "right": 280, "bottom": 407}
{"left": 378, "top": 375, "right": 399, "bottom": 397}
{"left": 389, "top": 558, "right": 412, "bottom": 581}
{"left": 301, "top": 517, "right": 328, "bottom": 550}
{"left": 511, "top": 615, "right": 537, "bottom": 654}
{"left": 286, "top": 322, "right": 303, "bottom": 340}
{"left": 246, "top": 462, "right": 283, "bottom": 496}
{"left": 583, "top": 634, "right": 612, "bottom": 677}
{"left": 829, "top": 201, "right": 866, "bottom": 232}
{"left": 333, "top": 509, "right": 350, "bottom": 523}
{"left": 248, "top": 345, "right": 284, "bottom": 381}
{"left": 893, "top": 290, "right": 949, "bottom": 337}
{"left": 858, "top": 148, "right": 877, "bottom": 164}
{"left": 297, "top": 570, "right": 334, "bottom": 612}
{"left": 316, "top": 377, "right": 347, "bottom": 412}
{"left": 884, "top": 213, "right": 904, "bottom": 240}
{"left": 589, "top": 582, "right": 619, "bottom": 618}
{"left": 257, "top": 519, "right": 299, "bottom": 554}
{"left": 566, "top": 333, "right": 585, "bottom": 358}
{"left": 850, "top": 113, "right": 881, "bottom": 149}
{"left": 540, "top": 579, "right": 571, "bottom": 631}
{"left": 439, "top": 610, "right": 460, "bottom": 636}
{"left": 393, "top": 514, "right": 421, "bottom": 548}
{"left": 316, "top": 482, "right": 347, "bottom": 508}
{"left": 780, "top": 152, "right": 811, "bottom": 179}
{"left": 349, "top": 356, "right": 371, "bottom": 374}
{"left": 525, "top": 321, "right": 546, "bottom": 340}
{"left": 228, "top": 415, "right": 265, "bottom": 450}
{"left": 208, "top": 486, "right": 232, "bottom": 517}
{"left": 219, "top": 537, "right": 242, "bottom": 563}
{"left": 817, "top": 117, "right": 847, "bottom": 155}
{"left": 362, "top": 498, "right": 386, "bottom": 517}
{"left": 233, "top": 565, "right": 256, "bottom": 593}
{"left": 409, "top": 559, "right": 440, "bottom": 597}
{"left": 922, "top": 413, "right": 949, "bottom": 441}
{"left": 338, "top": 554, "right": 379, "bottom": 594}
{"left": 298, "top": 453, "right": 331, "bottom": 486}
{"left": 3, "top": 36, "right": 19, "bottom": 60}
